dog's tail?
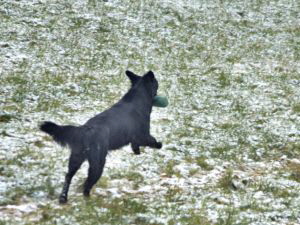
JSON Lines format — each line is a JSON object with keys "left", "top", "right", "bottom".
{"left": 39, "top": 121, "right": 83, "bottom": 147}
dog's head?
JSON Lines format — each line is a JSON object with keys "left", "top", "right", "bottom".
{"left": 126, "top": 70, "right": 158, "bottom": 98}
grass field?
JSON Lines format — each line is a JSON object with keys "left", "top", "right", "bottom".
{"left": 0, "top": 0, "right": 300, "bottom": 224}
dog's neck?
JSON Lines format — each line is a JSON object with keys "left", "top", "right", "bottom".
{"left": 122, "top": 80, "right": 153, "bottom": 113}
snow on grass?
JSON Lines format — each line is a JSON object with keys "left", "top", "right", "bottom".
{"left": 0, "top": 0, "right": 300, "bottom": 224}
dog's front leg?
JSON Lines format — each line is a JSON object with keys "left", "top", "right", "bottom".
{"left": 131, "top": 143, "right": 141, "bottom": 155}
{"left": 146, "top": 135, "right": 162, "bottom": 149}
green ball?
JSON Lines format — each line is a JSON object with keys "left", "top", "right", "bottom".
{"left": 153, "top": 95, "right": 168, "bottom": 108}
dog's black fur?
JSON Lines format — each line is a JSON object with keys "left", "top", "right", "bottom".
{"left": 40, "top": 70, "right": 162, "bottom": 204}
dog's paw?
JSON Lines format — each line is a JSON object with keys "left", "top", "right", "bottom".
{"left": 133, "top": 150, "right": 141, "bottom": 155}
{"left": 132, "top": 147, "right": 141, "bottom": 155}
{"left": 156, "top": 142, "right": 162, "bottom": 149}
{"left": 83, "top": 190, "right": 90, "bottom": 198}
{"left": 59, "top": 196, "right": 68, "bottom": 204}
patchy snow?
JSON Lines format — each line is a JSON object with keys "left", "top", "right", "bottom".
{"left": 1, "top": 0, "right": 300, "bottom": 224}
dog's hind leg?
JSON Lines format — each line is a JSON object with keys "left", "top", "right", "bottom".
{"left": 59, "top": 153, "right": 85, "bottom": 204}
{"left": 83, "top": 145, "right": 107, "bottom": 197}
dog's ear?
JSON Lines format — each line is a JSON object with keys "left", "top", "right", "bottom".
{"left": 143, "top": 71, "right": 155, "bottom": 81}
{"left": 126, "top": 70, "right": 140, "bottom": 86}
{"left": 143, "top": 71, "right": 158, "bottom": 97}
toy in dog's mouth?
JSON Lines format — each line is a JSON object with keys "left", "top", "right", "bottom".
{"left": 153, "top": 95, "right": 168, "bottom": 107}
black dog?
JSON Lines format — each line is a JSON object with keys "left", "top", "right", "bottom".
{"left": 40, "top": 70, "right": 162, "bottom": 204}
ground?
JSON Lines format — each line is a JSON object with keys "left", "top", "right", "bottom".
{"left": 0, "top": 0, "right": 300, "bottom": 224}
